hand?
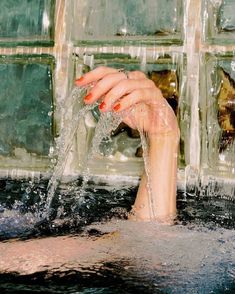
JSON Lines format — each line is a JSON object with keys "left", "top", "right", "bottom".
{"left": 75, "top": 66, "right": 179, "bottom": 140}
{"left": 76, "top": 66, "right": 179, "bottom": 222}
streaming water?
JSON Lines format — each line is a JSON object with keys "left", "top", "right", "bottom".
{"left": 2, "top": 84, "right": 234, "bottom": 293}
{"left": 138, "top": 130, "right": 155, "bottom": 220}
{"left": 44, "top": 85, "right": 158, "bottom": 222}
{"left": 45, "top": 87, "right": 124, "bottom": 219}
{"left": 45, "top": 87, "right": 98, "bottom": 216}
{"left": 76, "top": 110, "right": 123, "bottom": 199}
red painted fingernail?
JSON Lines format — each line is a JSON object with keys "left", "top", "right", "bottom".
{"left": 99, "top": 102, "right": 106, "bottom": 110}
{"left": 84, "top": 93, "right": 92, "bottom": 101}
{"left": 113, "top": 103, "right": 121, "bottom": 112}
{"left": 75, "top": 76, "right": 85, "bottom": 84}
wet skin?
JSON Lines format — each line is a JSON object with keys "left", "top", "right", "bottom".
{"left": 76, "top": 66, "right": 180, "bottom": 223}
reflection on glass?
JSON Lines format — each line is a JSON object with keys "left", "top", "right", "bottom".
{"left": 201, "top": 53, "right": 235, "bottom": 175}
{"left": 217, "top": 68, "right": 235, "bottom": 152}
{"left": 0, "top": 55, "right": 55, "bottom": 169}
{"left": 71, "top": 0, "right": 184, "bottom": 45}
{"left": 217, "top": 0, "right": 235, "bottom": 32}
{"left": 149, "top": 69, "right": 179, "bottom": 114}
{"left": 0, "top": 0, "right": 55, "bottom": 46}
{"left": 203, "top": 0, "right": 235, "bottom": 44}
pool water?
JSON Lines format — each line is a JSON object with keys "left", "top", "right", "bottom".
{"left": 0, "top": 178, "right": 235, "bottom": 293}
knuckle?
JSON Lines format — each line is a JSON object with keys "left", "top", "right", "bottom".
{"left": 130, "top": 71, "right": 146, "bottom": 79}
{"left": 154, "top": 86, "right": 163, "bottom": 97}
{"left": 119, "top": 79, "right": 130, "bottom": 88}
{"left": 93, "top": 81, "right": 103, "bottom": 92}
{"left": 110, "top": 79, "right": 129, "bottom": 96}
{"left": 147, "top": 79, "right": 156, "bottom": 88}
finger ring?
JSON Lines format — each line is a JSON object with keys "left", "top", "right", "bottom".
{"left": 118, "top": 68, "right": 130, "bottom": 79}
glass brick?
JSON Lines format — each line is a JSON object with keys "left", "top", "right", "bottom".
{"left": 0, "top": 0, "right": 55, "bottom": 47}
{"left": 70, "top": 0, "right": 184, "bottom": 46}
{"left": 73, "top": 52, "right": 186, "bottom": 175}
{"left": 0, "top": 54, "right": 55, "bottom": 170}
{"left": 202, "top": 0, "right": 235, "bottom": 45}
{"left": 200, "top": 53, "right": 235, "bottom": 176}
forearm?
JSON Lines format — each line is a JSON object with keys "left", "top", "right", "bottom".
{"left": 131, "top": 132, "right": 179, "bottom": 222}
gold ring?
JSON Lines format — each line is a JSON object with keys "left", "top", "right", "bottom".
{"left": 118, "top": 68, "right": 130, "bottom": 79}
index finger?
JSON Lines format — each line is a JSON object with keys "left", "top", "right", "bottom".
{"left": 75, "top": 66, "right": 118, "bottom": 86}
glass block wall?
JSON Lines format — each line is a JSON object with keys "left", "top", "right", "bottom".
{"left": 0, "top": 54, "right": 55, "bottom": 170}
{"left": 71, "top": 0, "right": 184, "bottom": 46}
{"left": 0, "top": 0, "right": 55, "bottom": 46}
{"left": 0, "top": 0, "right": 234, "bottom": 197}
{"left": 0, "top": 0, "right": 57, "bottom": 176}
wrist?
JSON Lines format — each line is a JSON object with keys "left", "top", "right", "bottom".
{"left": 148, "top": 130, "right": 180, "bottom": 147}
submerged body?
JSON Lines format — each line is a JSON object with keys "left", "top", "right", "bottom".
{"left": 1, "top": 219, "right": 234, "bottom": 293}
{"left": 76, "top": 66, "right": 180, "bottom": 222}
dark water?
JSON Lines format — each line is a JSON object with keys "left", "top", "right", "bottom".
{"left": 0, "top": 265, "right": 164, "bottom": 294}
{"left": 1, "top": 178, "right": 235, "bottom": 240}
{"left": 0, "top": 178, "right": 137, "bottom": 240}
{"left": 0, "top": 178, "right": 235, "bottom": 293}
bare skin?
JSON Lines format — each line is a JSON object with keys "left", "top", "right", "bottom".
{"left": 75, "top": 66, "right": 180, "bottom": 223}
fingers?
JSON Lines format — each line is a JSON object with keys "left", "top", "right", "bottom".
{"left": 98, "top": 78, "right": 155, "bottom": 111}
{"left": 83, "top": 72, "right": 130, "bottom": 104}
{"left": 112, "top": 87, "right": 164, "bottom": 113}
{"left": 74, "top": 66, "right": 178, "bottom": 136}
{"left": 75, "top": 67, "right": 146, "bottom": 88}
{"left": 74, "top": 66, "right": 158, "bottom": 114}
{"left": 75, "top": 66, "right": 118, "bottom": 86}
{"left": 127, "top": 70, "right": 146, "bottom": 80}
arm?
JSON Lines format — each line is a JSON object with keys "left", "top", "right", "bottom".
{"left": 75, "top": 66, "right": 180, "bottom": 223}
{"left": 131, "top": 133, "right": 179, "bottom": 222}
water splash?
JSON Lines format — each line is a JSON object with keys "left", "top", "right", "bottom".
{"left": 44, "top": 87, "right": 123, "bottom": 219}
{"left": 76, "top": 110, "right": 123, "bottom": 201}
{"left": 44, "top": 87, "right": 98, "bottom": 217}
{"left": 138, "top": 130, "right": 155, "bottom": 220}
{"left": 44, "top": 86, "right": 158, "bottom": 222}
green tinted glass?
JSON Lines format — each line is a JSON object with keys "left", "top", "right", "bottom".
{"left": 71, "top": 0, "right": 184, "bottom": 46}
{"left": 203, "top": 0, "right": 235, "bottom": 45}
{"left": 0, "top": 55, "right": 55, "bottom": 158}
{"left": 0, "top": 0, "right": 55, "bottom": 46}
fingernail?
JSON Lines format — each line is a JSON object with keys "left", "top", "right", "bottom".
{"left": 113, "top": 103, "right": 121, "bottom": 112}
{"left": 84, "top": 93, "right": 92, "bottom": 101}
{"left": 99, "top": 102, "right": 106, "bottom": 110}
{"left": 75, "top": 76, "right": 84, "bottom": 84}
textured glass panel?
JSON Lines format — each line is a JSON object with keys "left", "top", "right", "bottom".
{"left": 203, "top": 0, "right": 235, "bottom": 44}
{"left": 218, "top": 0, "right": 235, "bottom": 31}
{"left": 73, "top": 53, "right": 186, "bottom": 175}
{"left": 200, "top": 53, "right": 235, "bottom": 175}
{"left": 71, "top": 0, "right": 184, "bottom": 46}
{"left": 0, "top": 0, "right": 55, "bottom": 46}
{"left": 0, "top": 55, "right": 55, "bottom": 169}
